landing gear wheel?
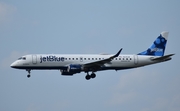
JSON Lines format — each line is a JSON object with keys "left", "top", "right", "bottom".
{"left": 91, "top": 73, "right": 96, "bottom": 79}
{"left": 27, "top": 74, "right": 31, "bottom": 78}
{"left": 85, "top": 74, "right": 91, "bottom": 80}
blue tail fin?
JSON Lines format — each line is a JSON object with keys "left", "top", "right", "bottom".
{"left": 138, "top": 31, "right": 169, "bottom": 56}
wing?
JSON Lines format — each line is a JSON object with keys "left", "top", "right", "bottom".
{"left": 83, "top": 49, "right": 122, "bottom": 70}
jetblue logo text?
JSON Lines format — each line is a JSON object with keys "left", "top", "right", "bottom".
{"left": 150, "top": 48, "right": 163, "bottom": 52}
{"left": 40, "top": 56, "right": 65, "bottom": 63}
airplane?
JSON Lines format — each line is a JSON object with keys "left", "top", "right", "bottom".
{"left": 10, "top": 31, "right": 174, "bottom": 80}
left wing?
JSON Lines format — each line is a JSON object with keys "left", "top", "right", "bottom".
{"left": 83, "top": 49, "right": 122, "bottom": 70}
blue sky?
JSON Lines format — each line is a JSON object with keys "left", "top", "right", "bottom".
{"left": 0, "top": 0, "right": 180, "bottom": 111}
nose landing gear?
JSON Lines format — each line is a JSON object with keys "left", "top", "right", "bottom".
{"left": 26, "top": 69, "right": 31, "bottom": 78}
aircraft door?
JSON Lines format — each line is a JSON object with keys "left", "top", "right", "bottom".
{"left": 32, "top": 55, "right": 37, "bottom": 64}
{"left": 134, "top": 55, "right": 138, "bottom": 65}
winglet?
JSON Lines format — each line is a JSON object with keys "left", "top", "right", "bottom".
{"left": 111, "top": 48, "right": 123, "bottom": 59}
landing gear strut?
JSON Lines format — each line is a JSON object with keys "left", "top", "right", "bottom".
{"left": 26, "top": 69, "right": 31, "bottom": 78}
{"left": 85, "top": 72, "right": 96, "bottom": 80}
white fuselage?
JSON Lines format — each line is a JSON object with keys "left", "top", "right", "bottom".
{"left": 10, "top": 54, "right": 160, "bottom": 71}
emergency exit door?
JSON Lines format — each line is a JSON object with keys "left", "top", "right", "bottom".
{"left": 32, "top": 55, "right": 37, "bottom": 64}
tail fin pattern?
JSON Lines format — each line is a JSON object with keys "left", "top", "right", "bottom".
{"left": 138, "top": 32, "right": 169, "bottom": 56}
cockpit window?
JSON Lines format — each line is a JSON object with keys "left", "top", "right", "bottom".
{"left": 18, "top": 57, "right": 22, "bottom": 60}
{"left": 18, "top": 57, "right": 26, "bottom": 60}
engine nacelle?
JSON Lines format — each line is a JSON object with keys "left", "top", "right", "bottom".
{"left": 68, "top": 64, "right": 82, "bottom": 73}
{"left": 60, "top": 64, "right": 82, "bottom": 76}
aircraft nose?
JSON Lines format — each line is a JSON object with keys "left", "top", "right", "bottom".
{"left": 10, "top": 61, "right": 17, "bottom": 68}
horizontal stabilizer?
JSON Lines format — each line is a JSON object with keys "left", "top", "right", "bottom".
{"left": 151, "top": 54, "right": 175, "bottom": 61}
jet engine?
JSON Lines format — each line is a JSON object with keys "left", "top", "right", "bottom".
{"left": 60, "top": 64, "right": 82, "bottom": 75}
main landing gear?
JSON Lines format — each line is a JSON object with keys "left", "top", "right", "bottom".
{"left": 85, "top": 72, "right": 96, "bottom": 80}
{"left": 26, "top": 69, "right": 31, "bottom": 78}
